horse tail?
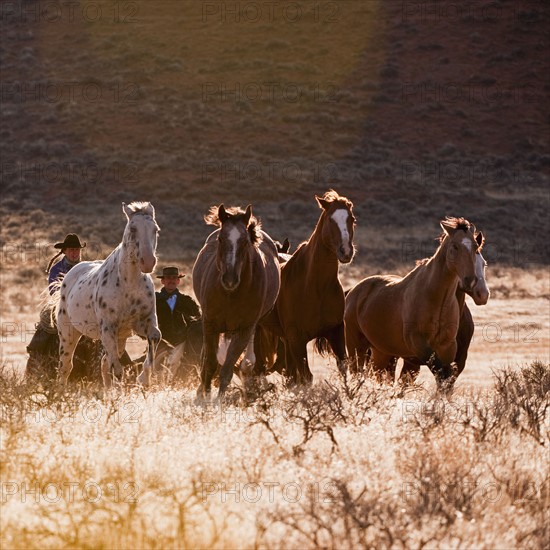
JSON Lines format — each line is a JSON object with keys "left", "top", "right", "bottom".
{"left": 314, "top": 336, "right": 332, "bottom": 357}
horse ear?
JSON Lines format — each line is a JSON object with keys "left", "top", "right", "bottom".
{"left": 316, "top": 196, "right": 330, "bottom": 210}
{"left": 218, "top": 204, "right": 228, "bottom": 222}
{"left": 244, "top": 204, "right": 252, "bottom": 225}
{"left": 282, "top": 238, "right": 290, "bottom": 253}
{"left": 440, "top": 220, "right": 453, "bottom": 235}
{"left": 475, "top": 231, "right": 484, "bottom": 249}
{"left": 122, "top": 202, "right": 133, "bottom": 219}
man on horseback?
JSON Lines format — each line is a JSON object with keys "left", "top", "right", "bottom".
{"left": 46, "top": 233, "right": 86, "bottom": 293}
{"left": 156, "top": 266, "right": 201, "bottom": 347}
{"left": 155, "top": 266, "right": 202, "bottom": 378}
{"left": 26, "top": 233, "right": 95, "bottom": 380}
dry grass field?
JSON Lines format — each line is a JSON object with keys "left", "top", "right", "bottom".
{"left": 0, "top": 260, "right": 548, "bottom": 549}
{"left": 1, "top": 1, "right": 549, "bottom": 549}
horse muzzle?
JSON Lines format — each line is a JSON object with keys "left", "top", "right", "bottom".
{"left": 140, "top": 256, "right": 157, "bottom": 274}
{"left": 471, "top": 287, "right": 490, "bottom": 305}
{"left": 221, "top": 273, "right": 240, "bottom": 292}
{"left": 338, "top": 245, "right": 354, "bottom": 264}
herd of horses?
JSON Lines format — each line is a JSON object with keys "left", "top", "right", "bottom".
{"left": 51, "top": 190, "right": 489, "bottom": 399}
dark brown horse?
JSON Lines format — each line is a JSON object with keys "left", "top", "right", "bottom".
{"left": 192, "top": 204, "right": 280, "bottom": 400}
{"left": 345, "top": 217, "right": 479, "bottom": 391}
{"left": 257, "top": 190, "right": 355, "bottom": 384}
{"left": 399, "top": 242, "right": 489, "bottom": 382}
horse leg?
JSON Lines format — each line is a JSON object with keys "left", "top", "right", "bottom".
{"left": 345, "top": 322, "right": 369, "bottom": 374}
{"left": 325, "top": 322, "right": 347, "bottom": 375}
{"left": 271, "top": 338, "right": 286, "bottom": 374}
{"left": 137, "top": 334, "right": 161, "bottom": 388}
{"left": 369, "top": 349, "right": 395, "bottom": 384}
{"left": 431, "top": 340, "right": 458, "bottom": 394}
{"left": 400, "top": 358, "right": 421, "bottom": 384}
{"left": 454, "top": 305, "right": 474, "bottom": 379}
{"left": 240, "top": 333, "right": 256, "bottom": 377}
{"left": 252, "top": 326, "right": 277, "bottom": 376}
{"left": 57, "top": 320, "right": 81, "bottom": 385}
{"left": 98, "top": 325, "right": 123, "bottom": 389}
{"left": 218, "top": 327, "right": 255, "bottom": 398}
{"left": 285, "top": 335, "right": 312, "bottom": 385}
{"left": 136, "top": 317, "right": 161, "bottom": 387}
{"left": 197, "top": 330, "right": 219, "bottom": 400}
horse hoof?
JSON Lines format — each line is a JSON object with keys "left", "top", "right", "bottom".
{"left": 194, "top": 394, "right": 210, "bottom": 407}
{"left": 137, "top": 372, "right": 150, "bottom": 387}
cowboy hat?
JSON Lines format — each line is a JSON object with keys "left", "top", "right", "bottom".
{"left": 54, "top": 233, "right": 86, "bottom": 249}
{"left": 156, "top": 266, "right": 186, "bottom": 279}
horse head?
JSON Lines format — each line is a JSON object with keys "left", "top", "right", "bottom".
{"left": 461, "top": 231, "right": 490, "bottom": 305}
{"left": 206, "top": 204, "right": 262, "bottom": 292}
{"left": 122, "top": 202, "right": 160, "bottom": 273}
{"left": 440, "top": 217, "right": 478, "bottom": 292}
{"left": 316, "top": 189, "right": 356, "bottom": 263}
{"left": 275, "top": 238, "right": 291, "bottom": 254}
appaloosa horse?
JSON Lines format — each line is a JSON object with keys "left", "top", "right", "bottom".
{"left": 192, "top": 204, "right": 280, "bottom": 400}
{"left": 399, "top": 238, "right": 489, "bottom": 382}
{"left": 345, "top": 217, "right": 479, "bottom": 391}
{"left": 258, "top": 190, "right": 355, "bottom": 384}
{"left": 56, "top": 202, "right": 161, "bottom": 388}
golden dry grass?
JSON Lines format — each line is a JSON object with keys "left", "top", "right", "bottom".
{"left": 0, "top": 361, "right": 548, "bottom": 549}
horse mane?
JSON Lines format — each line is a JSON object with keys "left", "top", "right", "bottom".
{"left": 204, "top": 205, "right": 263, "bottom": 245}
{"left": 440, "top": 216, "right": 471, "bottom": 234}
{"left": 437, "top": 217, "right": 483, "bottom": 250}
{"left": 319, "top": 189, "right": 354, "bottom": 210}
{"left": 125, "top": 201, "right": 155, "bottom": 217}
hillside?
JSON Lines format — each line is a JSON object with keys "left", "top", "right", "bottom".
{"left": 1, "top": 0, "right": 548, "bottom": 269}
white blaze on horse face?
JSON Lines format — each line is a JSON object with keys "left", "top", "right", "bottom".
{"left": 227, "top": 226, "right": 241, "bottom": 270}
{"left": 472, "top": 251, "right": 490, "bottom": 304}
{"left": 461, "top": 236, "right": 473, "bottom": 252}
{"left": 331, "top": 209, "right": 351, "bottom": 254}
{"left": 475, "top": 252, "right": 485, "bottom": 280}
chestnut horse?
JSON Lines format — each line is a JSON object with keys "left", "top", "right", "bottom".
{"left": 399, "top": 242, "right": 489, "bottom": 382}
{"left": 345, "top": 217, "right": 479, "bottom": 391}
{"left": 257, "top": 190, "right": 355, "bottom": 383}
{"left": 192, "top": 204, "right": 280, "bottom": 400}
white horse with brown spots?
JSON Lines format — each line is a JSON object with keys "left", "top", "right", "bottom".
{"left": 56, "top": 202, "right": 161, "bottom": 388}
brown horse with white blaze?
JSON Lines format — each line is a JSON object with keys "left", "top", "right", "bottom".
{"left": 193, "top": 204, "right": 280, "bottom": 400}
{"left": 345, "top": 217, "right": 479, "bottom": 391}
{"left": 258, "top": 190, "right": 355, "bottom": 384}
{"left": 399, "top": 240, "right": 489, "bottom": 382}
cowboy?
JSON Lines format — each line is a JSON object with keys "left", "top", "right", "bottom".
{"left": 155, "top": 266, "right": 201, "bottom": 348}
{"left": 27, "top": 233, "right": 92, "bottom": 380}
{"left": 46, "top": 233, "right": 86, "bottom": 294}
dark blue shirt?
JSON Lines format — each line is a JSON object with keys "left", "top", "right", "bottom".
{"left": 48, "top": 257, "right": 77, "bottom": 294}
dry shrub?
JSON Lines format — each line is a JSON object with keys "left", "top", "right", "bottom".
{"left": 397, "top": 430, "right": 482, "bottom": 526}
{"left": 493, "top": 361, "right": 550, "bottom": 446}
{"left": 263, "top": 478, "right": 410, "bottom": 549}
